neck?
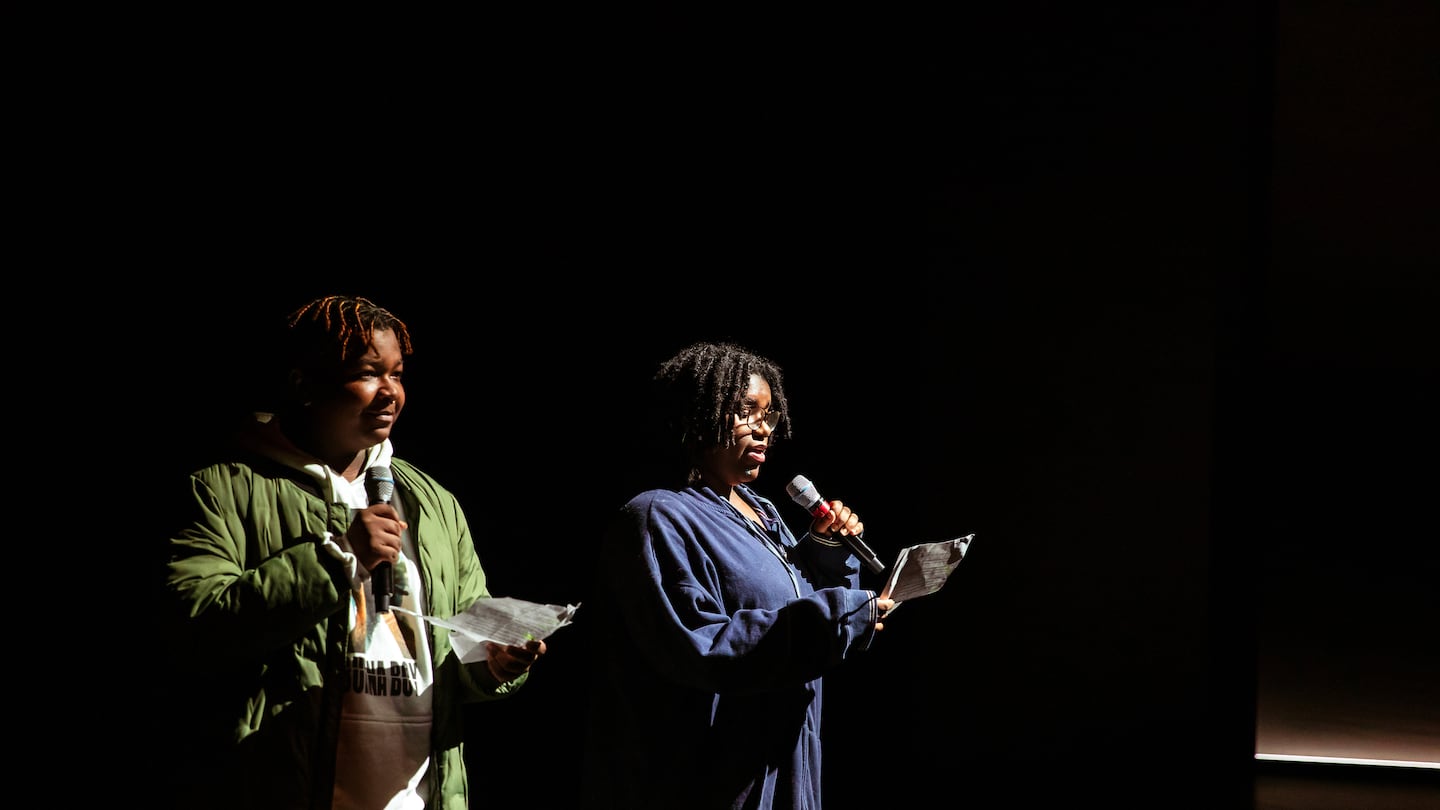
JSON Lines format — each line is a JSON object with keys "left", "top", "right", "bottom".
{"left": 724, "top": 486, "right": 763, "bottom": 526}
{"left": 275, "top": 417, "right": 366, "bottom": 481}
{"left": 329, "top": 452, "right": 366, "bottom": 482}
{"left": 696, "top": 471, "right": 734, "bottom": 497}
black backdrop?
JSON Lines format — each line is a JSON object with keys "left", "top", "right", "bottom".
{"left": 115, "top": 3, "right": 1437, "bottom": 807}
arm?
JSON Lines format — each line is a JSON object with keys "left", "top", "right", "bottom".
{"left": 163, "top": 464, "right": 350, "bottom": 669}
{"left": 608, "top": 494, "right": 881, "bottom": 695}
{"left": 393, "top": 461, "right": 540, "bottom": 699}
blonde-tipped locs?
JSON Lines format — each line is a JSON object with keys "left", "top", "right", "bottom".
{"left": 285, "top": 295, "right": 414, "bottom": 366}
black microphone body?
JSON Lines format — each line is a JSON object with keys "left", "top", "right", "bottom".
{"left": 785, "top": 475, "right": 886, "bottom": 574}
{"left": 365, "top": 465, "right": 396, "bottom": 613}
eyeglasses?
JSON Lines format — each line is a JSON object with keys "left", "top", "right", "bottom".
{"left": 734, "top": 407, "right": 782, "bottom": 433}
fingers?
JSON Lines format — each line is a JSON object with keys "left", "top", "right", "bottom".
{"left": 815, "top": 501, "right": 864, "bottom": 537}
{"left": 350, "top": 506, "right": 407, "bottom": 570}
{"left": 486, "top": 640, "right": 545, "bottom": 683}
{"left": 832, "top": 502, "right": 863, "bottom": 537}
{"left": 875, "top": 597, "right": 895, "bottom": 632}
{"left": 364, "top": 534, "right": 402, "bottom": 571}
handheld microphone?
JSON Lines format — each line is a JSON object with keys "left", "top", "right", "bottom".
{"left": 365, "top": 464, "right": 396, "bottom": 613}
{"left": 785, "top": 475, "right": 886, "bottom": 574}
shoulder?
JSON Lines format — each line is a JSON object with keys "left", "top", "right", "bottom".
{"left": 623, "top": 487, "right": 691, "bottom": 515}
{"left": 388, "top": 457, "right": 462, "bottom": 509}
{"left": 619, "top": 488, "right": 732, "bottom": 536}
{"left": 389, "top": 457, "right": 443, "bottom": 489}
{"left": 188, "top": 455, "right": 278, "bottom": 488}
{"left": 179, "top": 458, "right": 320, "bottom": 523}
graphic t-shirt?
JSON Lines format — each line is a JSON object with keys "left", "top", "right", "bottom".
{"left": 243, "top": 420, "right": 439, "bottom": 809}
{"left": 332, "top": 462, "right": 436, "bottom": 810}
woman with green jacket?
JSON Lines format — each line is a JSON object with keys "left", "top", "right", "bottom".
{"left": 161, "top": 295, "right": 545, "bottom": 810}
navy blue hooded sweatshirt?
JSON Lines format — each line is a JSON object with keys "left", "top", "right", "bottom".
{"left": 582, "top": 483, "right": 880, "bottom": 810}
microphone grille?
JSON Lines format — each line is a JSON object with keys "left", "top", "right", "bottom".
{"left": 786, "top": 475, "right": 815, "bottom": 506}
{"left": 785, "top": 475, "right": 810, "bottom": 498}
{"left": 366, "top": 464, "right": 395, "bottom": 504}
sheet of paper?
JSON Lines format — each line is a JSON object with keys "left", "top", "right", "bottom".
{"left": 400, "top": 596, "right": 580, "bottom": 663}
{"left": 880, "top": 534, "right": 975, "bottom": 605}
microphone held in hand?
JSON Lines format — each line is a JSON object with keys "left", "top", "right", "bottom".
{"left": 785, "top": 475, "right": 886, "bottom": 574}
{"left": 365, "top": 464, "right": 396, "bottom": 613}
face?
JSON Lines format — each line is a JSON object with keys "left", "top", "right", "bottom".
{"left": 297, "top": 328, "right": 406, "bottom": 469}
{"left": 698, "top": 373, "right": 778, "bottom": 489}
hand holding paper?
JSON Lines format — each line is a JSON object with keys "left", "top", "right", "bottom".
{"left": 879, "top": 534, "right": 976, "bottom": 609}
{"left": 404, "top": 596, "right": 580, "bottom": 663}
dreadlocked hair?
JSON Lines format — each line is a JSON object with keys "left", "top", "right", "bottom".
{"left": 650, "top": 341, "right": 792, "bottom": 484}
{"left": 284, "top": 295, "right": 414, "bottom": 368}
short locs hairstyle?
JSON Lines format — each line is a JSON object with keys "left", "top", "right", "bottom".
{"left": 283, "top": 294, "right": 414, "bottom": 373}
{"left": 650, "top": 341, "right": 792, "bottom": 483}
{"left": 265, "top": 295, "right": 413, "bottom": 413}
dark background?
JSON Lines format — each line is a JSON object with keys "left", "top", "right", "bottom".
{"left": 103, "top": 2, "right": 1436, "bottom": 807}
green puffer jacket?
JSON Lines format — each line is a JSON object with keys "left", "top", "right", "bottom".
{"left": 162, "top": 452, "right": 524, "bottom": 810}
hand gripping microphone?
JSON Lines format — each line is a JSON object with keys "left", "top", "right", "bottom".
{"left": 365, "top": 464, "right": 396, "bottom": 613}
{"left": 786, "top": 475, "right": 886, "bottom": 574}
